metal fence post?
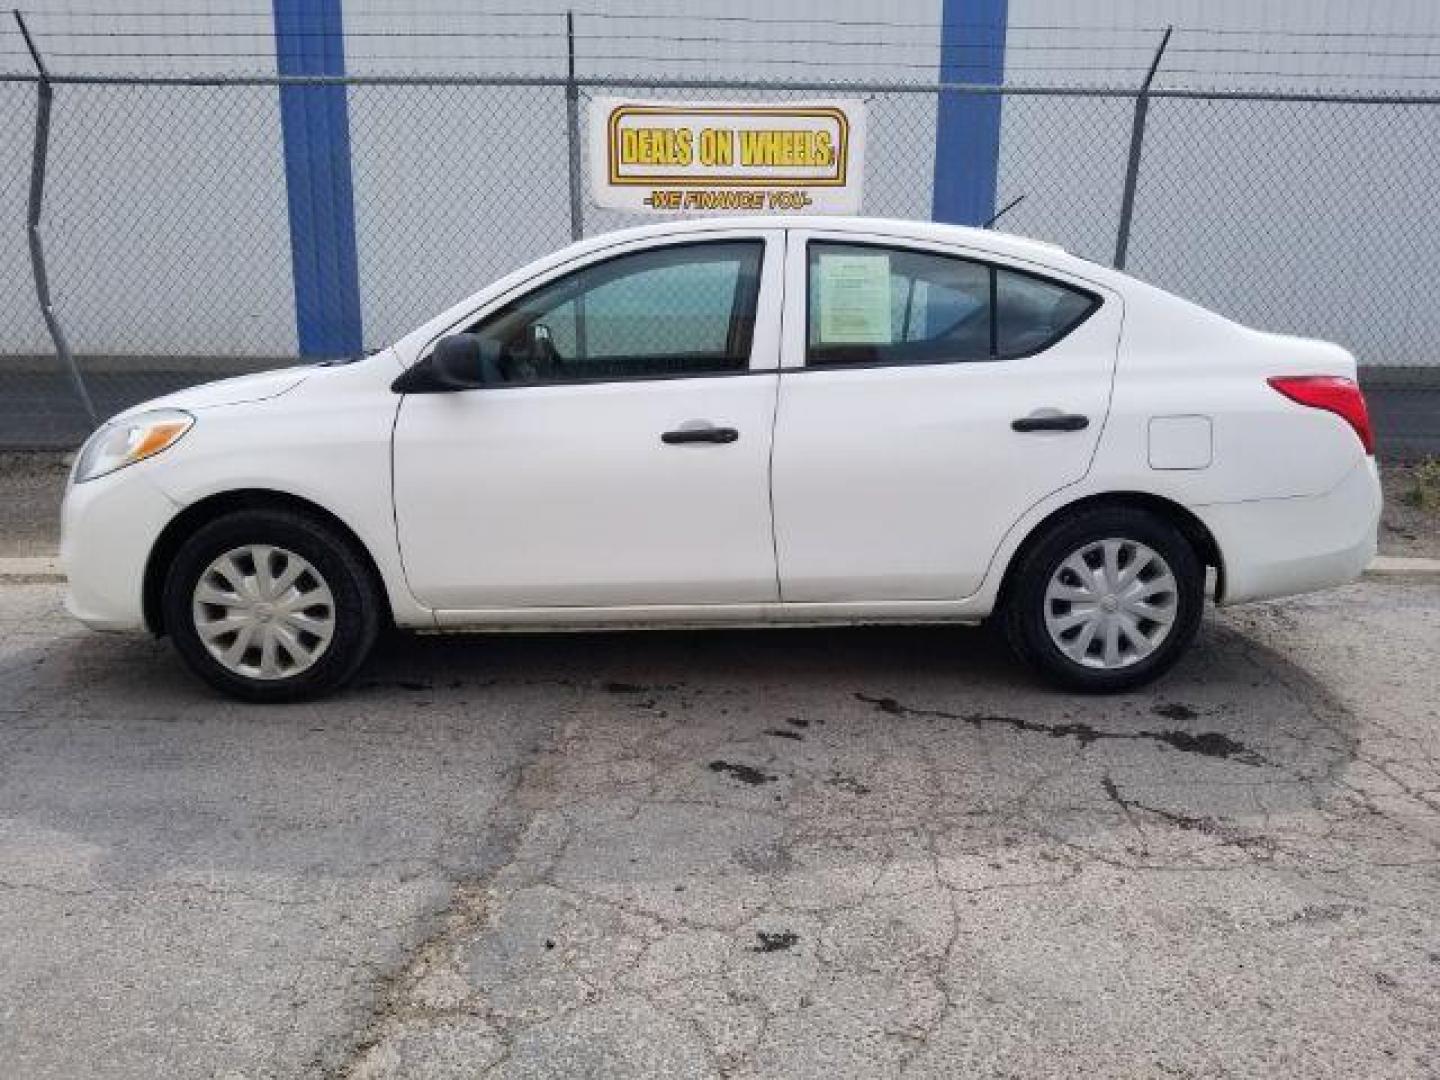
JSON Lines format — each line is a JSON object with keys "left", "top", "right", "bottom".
{"left": 14, "top": 9, "right": 97, "bottom": 429}
{"left": 1112, "top": 26, "right": 1172, "bottom": 271}
{"left": 564, "top": 10, "right": 583, "bottom": 241}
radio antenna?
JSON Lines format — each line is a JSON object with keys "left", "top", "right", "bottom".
{"left": 984, "top": 194, "right": 1026, "bottom": 229}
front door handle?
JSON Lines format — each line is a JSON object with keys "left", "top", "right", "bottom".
{"left": 1012, "top": 413, "right": 1090, "bottom": 433}
{"left": 661, "top": 424, "right": 739, "bottom": 445}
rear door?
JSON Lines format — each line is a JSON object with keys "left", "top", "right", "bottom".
{"left": 771, "top": 229, "right": 1122, "bottom": 602}
{"left": 392, "top": 231, "right": 783, "bottom": 611}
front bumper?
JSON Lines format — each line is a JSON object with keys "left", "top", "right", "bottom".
{"left": 1197, "top": 456, "right": 1381, "bottom": 606}
{"left": 60, "top": 467, "right": 179, "bottom": 632}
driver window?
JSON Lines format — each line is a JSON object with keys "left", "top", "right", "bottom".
{"left": 469, "top": 241, "right": 763, "bottom": 384}
{"left": 807, "top": 242, "right": 992, "bottom": 366}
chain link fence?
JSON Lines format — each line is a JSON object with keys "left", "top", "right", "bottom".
{"left": 3, "top": 67, "right": 1439, "bottom": 449}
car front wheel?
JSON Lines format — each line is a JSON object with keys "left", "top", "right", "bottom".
{"left": 162, "top": 508, "right": 382, "bottom": 702}
{"left": 1000, "top": 505, "right": 1205, "bottom": 693}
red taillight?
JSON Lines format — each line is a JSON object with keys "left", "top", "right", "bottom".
{"left": 1267, "top": 375, "right": 1374, "bottom": 455}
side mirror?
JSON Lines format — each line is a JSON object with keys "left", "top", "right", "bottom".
{"left": 391, "top": 334, "right": 502, "bottom": 394}
{"left": 431, "top": 334, "right": 483, "bottom": 388}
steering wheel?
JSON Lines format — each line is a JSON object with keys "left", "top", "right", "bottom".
{"left": 501, "top": 325, "right": 565, "bottom": 383}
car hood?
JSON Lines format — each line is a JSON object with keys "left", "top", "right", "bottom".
{"left": 112, "top": 366, "right": 314, "bottom": 420}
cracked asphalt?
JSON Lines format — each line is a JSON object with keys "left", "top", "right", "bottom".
{"left": 1, "top": 579, "right": 1438, "bottom": 1078}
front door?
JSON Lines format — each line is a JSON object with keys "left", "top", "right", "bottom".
{"left": 771, "top": 230, "right": 1122, "bottom": 602}
{"left": 392, "top": 233, "right": 783, "bottom": 611}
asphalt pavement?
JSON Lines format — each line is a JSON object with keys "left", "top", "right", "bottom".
{"left": 1, "top": 578, "right": 1438, "bottom": 1078}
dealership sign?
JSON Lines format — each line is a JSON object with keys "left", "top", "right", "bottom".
{"left": 589, "top": 98, "right": 866, "bottom": 215}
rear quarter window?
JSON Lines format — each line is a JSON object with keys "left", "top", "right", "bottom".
{"left": 994, "top": 267, "right": 1098, "bottom": 358}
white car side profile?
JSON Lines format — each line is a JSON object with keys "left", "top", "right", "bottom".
{"left": 60, "top": 216, "right": 1381, "bottom": 701}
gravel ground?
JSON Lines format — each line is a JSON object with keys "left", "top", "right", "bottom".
{"left": 1380, "top": 461, "right": 1440, "bottom": 560}
{"left": 0, "top": 452, "right": 68, "bottom": 558}
{"left": 1, "top": 579, "right": 1438, "bottom": 1078}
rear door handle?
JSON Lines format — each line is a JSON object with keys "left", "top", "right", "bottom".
{"left": 661, "top": 424, "right": 739, "bottom": 445}
{"left": 1012, "top": 413, "right": 1090, "bottom": 433}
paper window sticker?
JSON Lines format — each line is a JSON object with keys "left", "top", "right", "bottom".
{"left": 817, "top": 253, "right": 893, "bottom": 345}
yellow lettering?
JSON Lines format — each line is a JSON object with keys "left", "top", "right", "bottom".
{"left": 698, "top": 127, "right": 733, "bottom": 167}
{"left": 815, "top": 131, "right": 833, "bottom": 167}
{"left": 739, "top": 129, "right": 832, "bottom": 168}
{"left": 618, "top": 127, "right": 693, "bottom": 166}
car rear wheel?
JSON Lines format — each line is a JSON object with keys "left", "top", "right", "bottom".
{"left": 162, "top": 508, "right": 381, "bottom": 702}
{"left": 1000, "top": 505, "right": 1205, "bottom": 692}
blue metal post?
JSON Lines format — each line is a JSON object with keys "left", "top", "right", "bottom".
{"left": 932, "top": 0, "right": 1008, "bottom": 226}
{"left": 273, "top": 0, "right": 363, "bottom": 356}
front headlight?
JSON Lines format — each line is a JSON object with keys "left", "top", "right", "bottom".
{"left": 74, "top": 409, "right": 194, "bottom": 484}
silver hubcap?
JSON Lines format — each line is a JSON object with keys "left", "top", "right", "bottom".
{"left": 192, "top": 545, "right": 335, "bottom": 681}
{"left": 1043, "top": 538, "right": 1178, "bottom": 670}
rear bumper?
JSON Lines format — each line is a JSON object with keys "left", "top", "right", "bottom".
{"left": 1198, "top": 456, "right": 1380, "bottom": 606}
{"left": 60, "top": 468, "right": 178, "bottom": 632}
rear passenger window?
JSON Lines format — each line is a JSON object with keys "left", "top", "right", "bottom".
{"left": 806, "top": 242, "right": 1096, "bottom": 367}
{"left": 807, "top": 243, "right": 990, "bottom": 366}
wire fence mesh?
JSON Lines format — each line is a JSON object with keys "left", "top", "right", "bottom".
{"left": 1127, "top": 94, "right": 1440, "bottom": 366}
{"left": 348, "top": 82, "right": 574, "bottom": 349}
{"left": 46, "top": 83, "right": 296, "bottom": 358}
{"left": 2, "top": 67, "right": 1439, "bottom": 449}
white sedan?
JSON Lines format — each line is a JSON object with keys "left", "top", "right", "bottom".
{"left": 60, "top": 217, "right": 1381, "bottom": 701}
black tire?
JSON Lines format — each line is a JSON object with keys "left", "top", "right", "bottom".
{"left": 999, "top": 505, "right": 1205, "bottom": 693}
{"left": 162, "top": 508, "right": 382, "bottom": 702}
